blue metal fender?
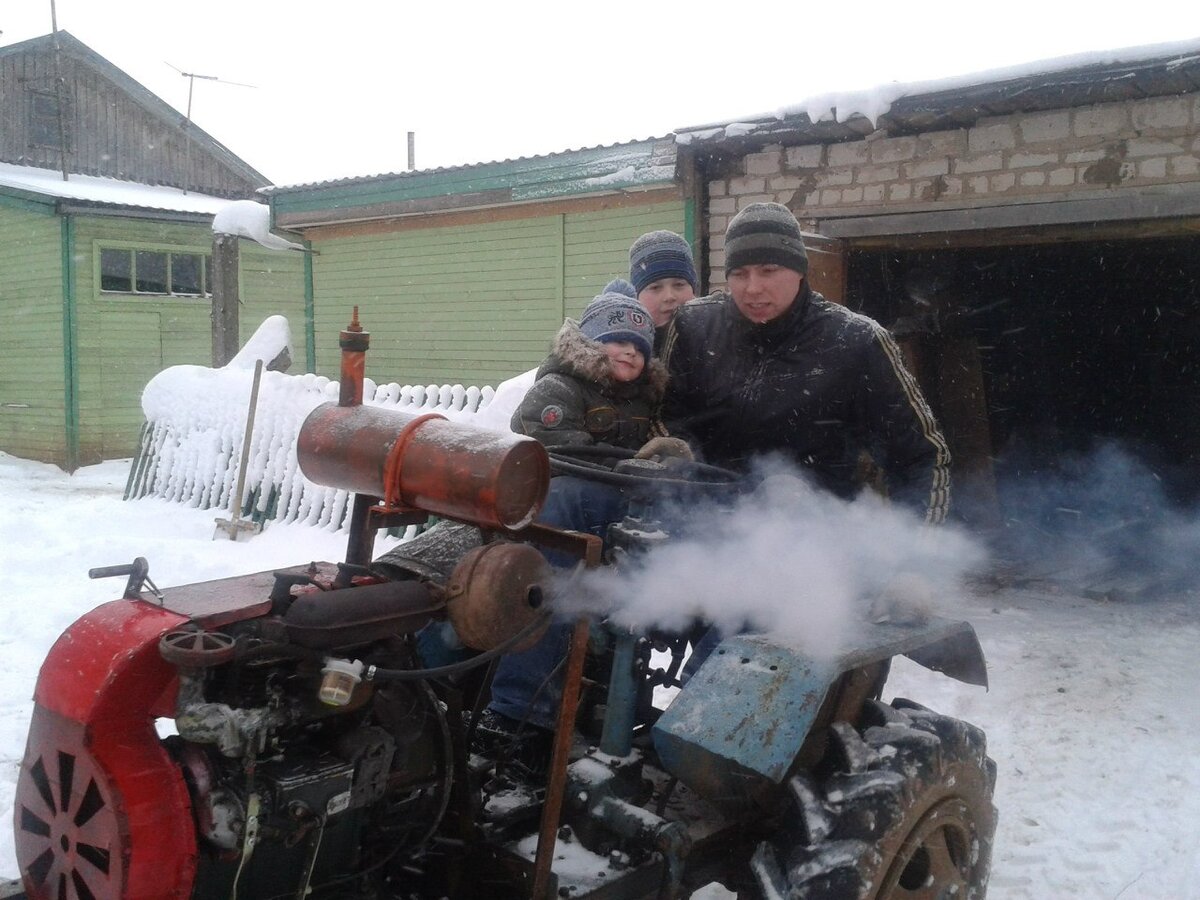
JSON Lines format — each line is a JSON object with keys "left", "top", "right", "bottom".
{"left": 651, "top": 616, "right": 986, "bottom": 807}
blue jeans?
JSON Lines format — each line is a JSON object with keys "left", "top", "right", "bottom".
{"left": 488, "top": 476, "right": 627, "bottom": 728}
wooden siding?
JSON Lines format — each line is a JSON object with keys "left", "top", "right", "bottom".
{"left": 0, "top": 39, "right": 263, "bottom": 197}
{"left": 0, "top": 202, "right": 65, "bottom": 462}
{"left": 70, "top": 217, "right": 307, "bottom": 461}
{"left": 311, "top": 200, "right": 686, "bottom": 386}
{"left": 240, "top": 244, "right": 308, "bottom": 349}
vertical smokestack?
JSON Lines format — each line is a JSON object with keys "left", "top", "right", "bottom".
{"left": 407, "top": 132, "right": 416, "bottom": 171}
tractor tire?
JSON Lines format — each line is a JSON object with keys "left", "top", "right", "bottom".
{"left": 751, "top": 698, "right": 996, "bottom": 900}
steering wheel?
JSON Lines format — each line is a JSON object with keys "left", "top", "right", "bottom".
{"left": 547, "top": 444, "right": 743, "bottom": 496}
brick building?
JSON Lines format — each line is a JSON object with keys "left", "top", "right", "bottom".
{"left": 677, "top": 42, "right": 1200, "bottom": 524}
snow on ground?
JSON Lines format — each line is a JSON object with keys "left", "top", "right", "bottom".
{"left": 0, "top": 452, "right": 1197, "bottom": 897}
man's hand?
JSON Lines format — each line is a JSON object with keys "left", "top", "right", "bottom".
{"left": 635, "top": 436, "right": 694, "bottom": 462}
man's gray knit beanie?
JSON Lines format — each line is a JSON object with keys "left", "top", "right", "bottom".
{"left": 628, "top": 231, "right": 698, "bottom": 294}
{"left": 724, "top": 202, "right": 809, "bottom": 276}
{"left": 579, "top": 291, "right": 655, "bottom": 361}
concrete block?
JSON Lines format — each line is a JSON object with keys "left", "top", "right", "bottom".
{"left": 1019, "top": 111, "right": 1071, "bottom": 144}
{"left": 1170, "top": 154, "right": 1200, "bottom": 177}
{"left": 941, "top": 176, "right": 963, "bottom": 197}
{"left": 1126, "top": 137, "right": 1184, "bottom": 158}
{"left": 708, "top": 180, "right": 728, "bottom": 197}
{"left": 1065, "top": 148, "right": 1107, "bottom": 164}
{"left": 768, "top": 175, "right": 804, "bottom": 191}
{"left": 745, "top": 150, "right": 783, "bottom": 176}
{"left": 1138, "top": 157, "right": 1167, "bottom": 179}
{"left": 709, "top": 232, "right": 726, "bottom": 250}
{"left": 829, "top": 141, "right": 870, "bottom": 167}
{"left": 1020, "top": 171, "right": 1047, "bottom": 187}
{"left": 785, "top": 144, "right": 824, "bottom": 169}
{"left": 1131, "top": 97, "right": 1192, "bottom": 131}
{"left": 863, "top": 184, "right": 886, "bottom": 203}
{"left": 968, "top": 122, "right": 1017, "bottom": 153}
{"left": 889, "top": 183, "right": 913, "bottom": 201}
{"left": 1074, "top": 104, "right": 1128, "bottom": 138}
{"left": 818, "top": 170, "right": 854, "bottom": 186}
{"left": 1008, "top": 152, "right": 1059, "bottom": 169}
{"left": 709, "top": 249, "right": 726, "bottom": 269}
{"left": 905, "top": 158, "right": 950, "bottom": 179}
{"left": 870, "top": 136, "right": 918, "bottom": 163}
{"left": 855, "top": 164, "right": 900, "bottom": 184}
{"left": 709, "top": 216, "right": 728, "bottom": 234}
{"left": 729, "top": 176, "right": 766, "bottom": 195}
{"left": 709, "top": 196, "right": 737, "bottom": 215}
{"left": 968, "top": 175, "right": 990, "bottom": 194}
{"left": 991, "top": 172, "right": 1016, "bottom": 192}
{"left": 737, "top": 194, "right": 776, "bottom": 209}
{"left": 1049, "top": 167, "right": 1076, "bottom": 186}
{"left": 842, "top": 187, "right": 864, "bottom": 203}
{"left": 917, "top": 130, "right": 967, "bottom": 156}
{"left": 954, "top": 153, "right": 1004, "bottom": 174}
{"left": 820, "top": 189, "right": 842, "bottom": 205}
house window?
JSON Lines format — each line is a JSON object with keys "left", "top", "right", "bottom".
{"left": 29, "top": 90, "right": 69, "bottom": 150}
{"left": 100, "top": 248, "right": 211, "bottom": 297}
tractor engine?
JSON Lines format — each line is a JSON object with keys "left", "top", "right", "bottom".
{"left": 13, "top": 313, "right": 554, "bottom": 900}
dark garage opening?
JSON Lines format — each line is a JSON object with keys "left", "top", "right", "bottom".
{"left": 848, "top": 234, "right": 1200, "bottom": 593}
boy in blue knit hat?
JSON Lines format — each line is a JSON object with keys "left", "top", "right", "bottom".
{"left": 511, "top": 291, "right": 665, "bottom": 449}
{"left": 627, "top": 231, "right": 698, "bottom": 343}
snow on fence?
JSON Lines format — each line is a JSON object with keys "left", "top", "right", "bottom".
{"left": 125, "top": 317, "right": 535, "bottom": 534}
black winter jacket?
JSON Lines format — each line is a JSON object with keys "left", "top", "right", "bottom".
{"left": 661, "top": 287, "right": 951, "bottom": 522}
{"left": 512, "top": 320, "right": 668, "bottom": 450}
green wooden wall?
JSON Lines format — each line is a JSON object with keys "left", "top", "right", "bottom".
{"left": 311, "top": 200, "right": 687, "bottom": 387}
{"left": 0, "top": 211, "right": 307, "bottom": 467}
{"left": 0, "top": 201, "right": 66, "bottom": 462}
{"left": 70, "top": 216, "right": 307, "bottom": 461}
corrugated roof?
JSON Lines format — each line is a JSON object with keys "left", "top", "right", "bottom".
{"left": 261, "top": 135, "right": 673, "bottom": 195}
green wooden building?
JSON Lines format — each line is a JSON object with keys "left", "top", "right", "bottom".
{"left": 1, "top": 32, "right": 306, "bottom": 470}
{"left": 265, "top": 138, "right": 695, "bottom": 387}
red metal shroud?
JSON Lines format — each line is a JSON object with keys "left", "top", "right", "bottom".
{"left": 15, "top": 599, "right": 197, "bottom": 900}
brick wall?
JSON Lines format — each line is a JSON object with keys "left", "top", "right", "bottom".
{"left": 703, "top": 93, "right": 1200, "bottom": 285}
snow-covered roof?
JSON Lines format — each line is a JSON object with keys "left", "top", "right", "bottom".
{"left": 677, "top": 37, "right": 1200, "bottom": 146}
{"left": 0, "top": 161, "right": 235, "bottom": 216}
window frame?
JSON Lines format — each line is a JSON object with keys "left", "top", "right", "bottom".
{"left": 94, "top": 241, "right": 214, "bottom": 301}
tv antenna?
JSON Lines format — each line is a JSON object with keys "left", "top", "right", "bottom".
{"left": 166, "top": 62, "right": 256, "bottom": 194}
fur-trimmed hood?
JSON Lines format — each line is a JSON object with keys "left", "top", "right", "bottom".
{"left": 539, "top": 319, "right": 668, "bottom": 403}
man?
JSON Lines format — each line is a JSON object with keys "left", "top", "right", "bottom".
{"left": 661, "top": 202, "right": 951, "bottom": 522}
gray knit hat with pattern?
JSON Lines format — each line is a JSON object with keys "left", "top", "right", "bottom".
{"left": 724, "top": 202, "right": 809, "bottom": 275}
{"left": 629, "top": 231, "right": 698, "bottom": 294}
{"left": 579, "top": 292, "right": 655, "bottom": 360}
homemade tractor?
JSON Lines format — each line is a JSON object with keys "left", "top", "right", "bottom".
{"left": 12, "top": 316, "right": 996, "bottom": 900}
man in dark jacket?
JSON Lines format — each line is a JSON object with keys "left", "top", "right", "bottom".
{"left": 662, "top": 202, "right": 951, "bottom": 523}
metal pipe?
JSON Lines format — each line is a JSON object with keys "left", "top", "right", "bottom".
{"left": 338, "top": 307, "right": 369, "bottom": 407}
{"left": 532, "top": 617, "right": 590, "bottom": 899}
{"left": 599, "top": 629, "right": 638, "bottom": 757}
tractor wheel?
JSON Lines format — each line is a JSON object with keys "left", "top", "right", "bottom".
{"left": 751, "top": 698, "right": 996, "bottom": 900}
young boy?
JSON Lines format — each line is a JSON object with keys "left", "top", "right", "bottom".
{"left": 627, "top": 230, "right": 698, "bottom": 342}
{"left": 511, "top": 291, "right": 665, "bottom": 449}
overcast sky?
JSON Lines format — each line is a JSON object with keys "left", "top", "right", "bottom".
{"left": 2, "top": 1, "right": 1197, "bottom": 188}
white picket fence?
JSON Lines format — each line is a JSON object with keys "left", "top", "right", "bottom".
{"left": 126, "top": 323, "right": 535, "bottom": 534}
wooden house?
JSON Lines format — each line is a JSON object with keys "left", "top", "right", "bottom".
{"left": 264, "top": 138, "right": 690, "bottom": 387}
{"left": 0, "top": 32, "right": 305, "bottom": 470}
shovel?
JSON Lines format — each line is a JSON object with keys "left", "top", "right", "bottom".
{"left": 214, "top": 358, "right": 265, "bottom": 541}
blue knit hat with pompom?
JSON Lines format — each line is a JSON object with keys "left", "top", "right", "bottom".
{"left": 579, "top": 292, "right": 655, "bottom": 361}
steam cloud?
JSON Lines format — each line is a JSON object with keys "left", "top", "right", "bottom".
{"left": 552, "top": 460, "right": 988, "bottom": 658}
